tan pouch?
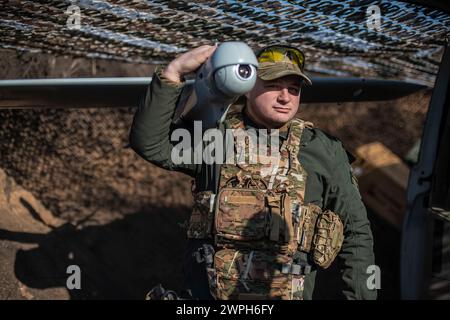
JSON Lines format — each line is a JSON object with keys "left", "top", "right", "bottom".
{"left": 215, "top": 188, "right": 268, "bottom": 241}
{"left": 312, "top": 210, "right": 344, "bottom": 268}
{"left": 298, "top": 204, "right": 322, "bottom": 252}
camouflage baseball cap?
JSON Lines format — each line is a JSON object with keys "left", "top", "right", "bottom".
{"left": 256, "top": 45, "right": 312, "bottom": 85}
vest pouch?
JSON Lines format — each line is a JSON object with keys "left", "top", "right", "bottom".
{"left": 215, "top": 188, "right": 268, "bottom": 241}
{"left": 298, "top": 204, "right": 322, "bottom": 252}
{"left": 312, "top": 210, "right": 344, "bottom": 268}
{"left": 214, "top": 248, "right": 305, "bottom": 300}
{"left": 187, "top": 191, "right": 215, "bottom": 239}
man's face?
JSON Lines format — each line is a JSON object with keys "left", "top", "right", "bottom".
{"left": 245, "top": 75, "right": 302, "bottom": 129}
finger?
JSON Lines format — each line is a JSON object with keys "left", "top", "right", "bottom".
{"left": 178, "top": 46, "right": 216, "bottom": 72}
{"left": 195, "top": 46, "right": 216, "bottom": 62}
{"left": 195, "top": 44, "right": 216, "bottom": 52}
{"left": 190, "top": 45, "right": 216, "bottom": 60}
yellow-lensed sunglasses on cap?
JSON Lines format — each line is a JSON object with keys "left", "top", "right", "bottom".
{"left": 257, "top": 45, "right": 306, "bottom": 70}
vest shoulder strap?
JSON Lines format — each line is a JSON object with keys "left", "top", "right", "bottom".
{"left": 225, "top": 104, "right": 245, "bottom": 130}
{"left": 282, "top": 118, "right": 314, "bottom": 156}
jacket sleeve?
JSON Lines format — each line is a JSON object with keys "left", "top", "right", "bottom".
{"left": 129, "top": 71, "right": 198, "bottom": 177}
{"left": 325, "top": 142, "right": 377, "bottom": 300}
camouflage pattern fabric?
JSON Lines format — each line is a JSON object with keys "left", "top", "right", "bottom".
{"left": 312, "top": 210, "right": 344, "bottom": 268}
{"left": 297, "top": 203, "right": 322, "bottom": 252}
{"left": 215, "top": 188, "right": 267, "bottom": 241}
{"left": 214, "top": 249, "right": 304, "bottom": 300}
{"left": 187, "top": 190, "right": 215, "bottom": 239}
{"left": 212, "top": 105, "right": 311, "bottom": 299}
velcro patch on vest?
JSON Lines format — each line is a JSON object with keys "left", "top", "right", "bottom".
{"left": 226, "top": 195, "right": 258, "bottom": 205}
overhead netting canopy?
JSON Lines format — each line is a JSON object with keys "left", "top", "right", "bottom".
{"left": 1, "top": 0, "right": 449, "bottom": 86}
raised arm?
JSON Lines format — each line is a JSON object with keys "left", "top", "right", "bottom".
{"left": 129, "top": 45, "right": 216, "bottom": 176}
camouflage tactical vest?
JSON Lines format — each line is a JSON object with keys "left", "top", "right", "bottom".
{"left": 187, "top": 105, "right": 344, "bottom": 300}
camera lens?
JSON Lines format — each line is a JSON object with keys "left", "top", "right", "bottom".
{"left": 236, "top": 64, "right": 252, "bottom": 79}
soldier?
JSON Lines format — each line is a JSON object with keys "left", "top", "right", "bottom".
{"left": 130, "top": 44, "right": 377, "bottom": 300}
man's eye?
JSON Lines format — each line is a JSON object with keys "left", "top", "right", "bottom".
{"left": 289, "top": 87, "right": 300, "bottom": 95}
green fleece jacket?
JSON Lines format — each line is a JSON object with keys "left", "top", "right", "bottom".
{"left": 129, "top": 73, "right": 377, "bottom": 300}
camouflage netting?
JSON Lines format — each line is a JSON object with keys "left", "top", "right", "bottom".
{"left": 0, "top": 106, "right": 194, "bottom": 224}
{"left": 0, "top": 48, "right": 194, "bottom": 224}
{"left": 1, "top": 0, "right": 449, "bottom": 86}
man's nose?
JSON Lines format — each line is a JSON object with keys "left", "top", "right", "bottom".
{"left": 277, "top": 88, "right": 291, "bottom": 102}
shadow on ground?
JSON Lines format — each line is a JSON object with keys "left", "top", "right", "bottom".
{"left": 0, "top": 196, "right": 400, "bottom": 300}
{"left": 0, "top": 204, "right": 190, "bottom": 299}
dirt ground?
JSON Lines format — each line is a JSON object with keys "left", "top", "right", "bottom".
{"left": 0, "top": 48, "right": 431, "bottom": 299}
